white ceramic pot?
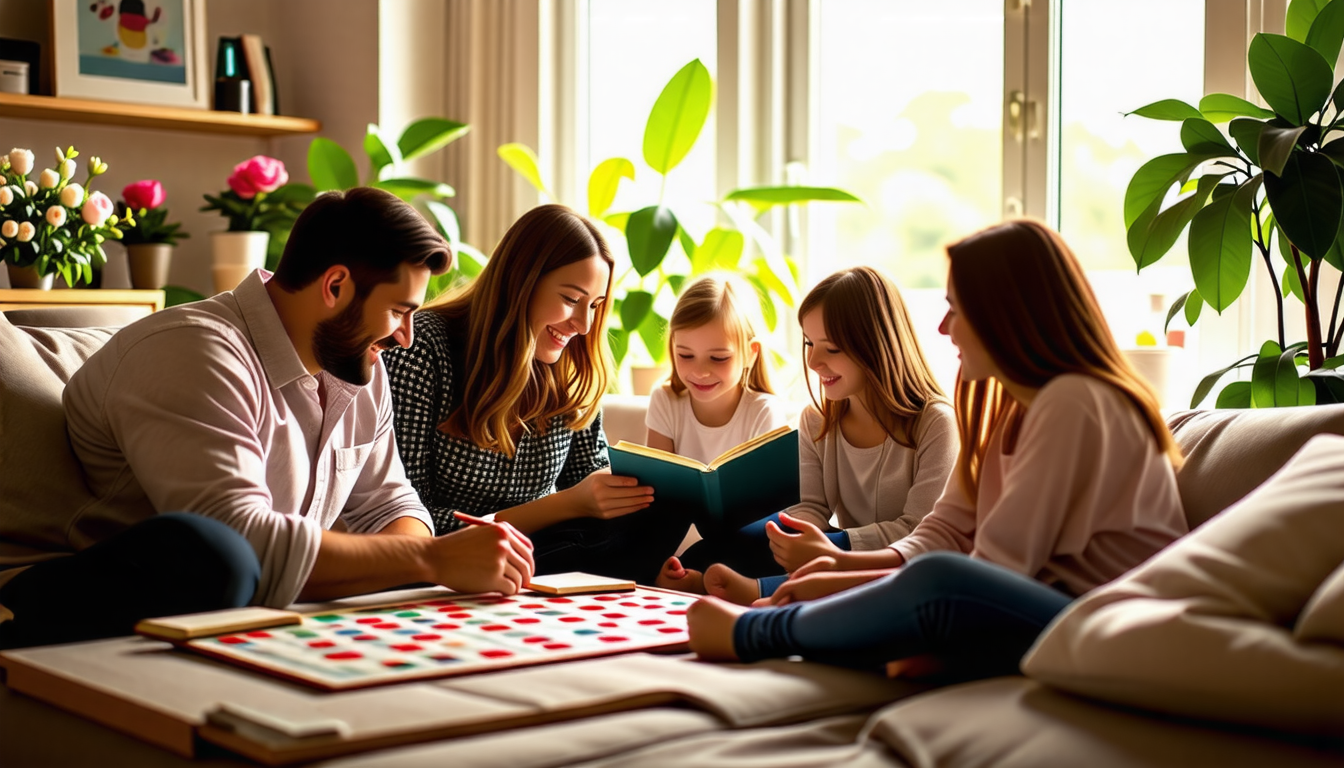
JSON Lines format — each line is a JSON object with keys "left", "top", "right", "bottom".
{"left": 629, "top": 365, "right": 671, "bottom": 396}
{"left": 126, "top": 243, "right": 173, "bottom": 290}
{"left": 210, "top": 230, "right": 269, "bottom": 293}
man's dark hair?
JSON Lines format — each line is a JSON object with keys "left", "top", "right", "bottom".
{"left": 271, "top": 187, "right": 451, "bottom": 296}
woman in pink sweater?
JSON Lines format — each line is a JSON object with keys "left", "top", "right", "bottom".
{"left": 688, "top": 219, "right": 1189, "bottom": 678}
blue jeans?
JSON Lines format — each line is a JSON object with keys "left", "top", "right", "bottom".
{"left": 0, "top": 513, "right": 260, "bottom": 649}
{"left": 733, "top": 551, "right": 1072, "bottom": 678}
{"left": 680, "top": 512, "right": 851, "bottom": 582}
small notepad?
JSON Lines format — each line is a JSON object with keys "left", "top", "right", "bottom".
{"left": 526, "top": 572, "right": 636, "bottom": 595}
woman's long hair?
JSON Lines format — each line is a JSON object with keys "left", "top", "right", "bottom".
{"left": 427, "top": 204, "right": 614, "bottom": 456}
{"left": 799, "top": 266, "right": 945, "bottom": 447}
{"left": 947, "top": 219, "right": 1182, "bottom": 503}
{"left": 665, "top": 272, "right": 774, "bottom": 396}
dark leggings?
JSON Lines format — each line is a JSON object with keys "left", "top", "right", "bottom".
{"left": 0, "top": 513, "right": 260, "bottom": 649}
{"left": 528, "top": 504, "right": 692, "bottom": 585}
{"left": 733, "top": 551, "right": 1073, "bottom": 678}
{"left": 680, "top": 512, "right": 851, "bottom": 581}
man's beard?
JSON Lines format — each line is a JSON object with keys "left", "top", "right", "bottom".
{"left": 312, "top": 296, "right": 395, "bottom": 385}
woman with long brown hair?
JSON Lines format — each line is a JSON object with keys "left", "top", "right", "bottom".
{"left": 384, "top": 204, "right": 687, "bottom": 581}
{"left": 687, "top": 219, "right": 1188, "bottom": 679}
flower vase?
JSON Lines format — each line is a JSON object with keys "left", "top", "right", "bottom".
{"left": 211, "top": 231, "right": 269, "bottom": 293}
{"left": 5, "top": 263, "right": 54, "bottom": 290}
{"left": 127, "top": 243, "right": 174, "bottom": 290}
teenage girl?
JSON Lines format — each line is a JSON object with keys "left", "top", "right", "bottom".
{"left": 385, "top": 204, "right": 687, "bottom": 583}
{"left": 687, "top": 220, "right": 1190, "bottom": 680}
{"left": 665, "top": 266, "right": 959, "bottom": 597}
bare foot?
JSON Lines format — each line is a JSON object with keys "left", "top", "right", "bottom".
{"left": 703, "top": 563, "right": 760, "bottom": 605}
{"left": 886, "top": 654, "right": 947, "bottom": 680}
{"left": 686, "top": 595, "right": 750, "bottom": 661}
{"left": 654, "top": 556, "right": 705, "bottom": 594}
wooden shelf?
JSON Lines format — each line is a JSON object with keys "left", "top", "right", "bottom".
{"left": 0, "top": 288, "right": 165, "bottom": 315}
{"left": 0, "top": 92, "right": 320, "bottom": 137}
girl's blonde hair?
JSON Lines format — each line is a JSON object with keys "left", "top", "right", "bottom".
{"left": 427, "top": 204, "right": 615, "bottom": 457}
{"left": 798, "top": 266, "right": 945, "bottom": 448}
{"left": 946, "top": 218, "right": 1182, "bottom": 504}
{"left": 665, "top": 273, "right": 774, "bottom": 395}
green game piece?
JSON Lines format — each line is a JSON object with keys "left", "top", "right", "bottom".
{"left": 395, "top": 611, "right": 420, "bottom": 617}
{"left": 312, "top": 614, "right": 343, "bottom": 622}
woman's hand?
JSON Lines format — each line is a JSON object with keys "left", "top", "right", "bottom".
{"left": 765, "top": 511, "right": 843, "bottom": 572}
{"left": 569, "top": 467, "right": 654, "bottom": 519}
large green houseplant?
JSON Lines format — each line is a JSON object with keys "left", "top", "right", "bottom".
{"left": 1125, "top": 0, "right": 1344, "bottom": 407}
{"left": 498, "top": 59, "right": 861, "bottom": 370}
{"left": 306, "top": 118, "right": 486, "bottom": 296}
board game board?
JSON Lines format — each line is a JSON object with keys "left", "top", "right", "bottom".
{"left": 179, "top": 587, "right": 693, "bottom": 690}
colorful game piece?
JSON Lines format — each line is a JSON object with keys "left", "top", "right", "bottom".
{"left": 176, "top": 586, "right": 693, "bottom": 690}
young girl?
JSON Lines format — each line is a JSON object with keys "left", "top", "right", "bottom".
{"left": 687, "top": 220, "right": 1190, "bottom": 680}
{"left": 664, "top": 266, "right": 958, "bottom": 597}
{"left": 385, "top": 204, "right": 687, "bottom": 583}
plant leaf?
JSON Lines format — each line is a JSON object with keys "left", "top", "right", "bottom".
{"left": 643, "top": 59, "right": 713, "bottom": 175}
{"left": 1126, "top": 99, "right": 1203, "bottom": 121}
{"left": 1128, "top": 174, "right": 1222, "bottom": 269}
{"left": 587, "top": 158, "right": 635, "bottom": 219}
{"left": 604, "top": 212, "right": 630, "bottom": 233}
{"left": 1185, "top": 286, "right": 1205, "bottom": 326}
{"left": 1323, "top": 354, "right": 1344, "bottom": 369}
{"left": 676, "top": 224, "right": 696, "bottom": 261}
{"left": 497, "top": 143, "right": 548, "bottom": 196}
{"left": 1190, "top": 352, "right": 1258, "bottom": 407}
{"left": 637, "top": 310, "right": 669, "bottom": 364}
{"left": 1188, "top": 177, "right": 1256, "bottom": 312}
{"left": 1258, "top": 123, "right": 1309, "bottom": 177}
{"left": 1123, "top": 153, "right": 1222, "bottom": 228}
{"left": 620, "top": 290, "right": 654, "bottom": 331}
{"left": 1306, "top": 0, "right": 1344, "bottom": 67}
{"left": 1164, "top": 291, "right": 1190, "bottom": 333}
{"left": 162, "top": 284, "right": 206, "bottom": 307}
{"left": 373, "top": 178, "right": 455, "bottom": 201}
{"left": 1288, "top": 0, "right": 1334, "bottom": 42}
{"left": 424, "top": 200, "right": 462, "bottom": 244}
{"left": 308, "top": 137, "right": 360, "bottom": 192}
{"left": 607, "top": 327, "right": 629, "bottom": 366}
{"left": 1215, "top": 380, "right": 1254, "bottom": 408}
{"left": 1248, "top": 34, "right": 1334, "bottom": 124}
{"left": 1264, "top": 150, "right": 1344, "bottom": 259}
{"left": 1228, "top": 118, "right": 1268, "bottom": 165}
{"left": 397, "top": 118, "right": 469, "bottom": 162}
{"left": 744, "top": 273, "right": 779, "bottom": 332}
{"left": 626, "top": 205, "right": 678, "bottom": 276}
{"left": 1283, "top": 261, "right": 1307, "bottom": 300}
{"left": 1179, "top": 118, "right": 1236, "bottom": 154}
{"left": 693, "top": 227, "right": 745, "bottom": 273}
{"left": 722, "top": 186, "right": 864, "bottom": 215}
{"left": 752, "top": 255, "right": 796, "bottom": 308}
{"left": 364, "top": 123, "right": 402, "bottom": 182}
{"left": 1198, "top": 93, "right": 1277, "bottom": 123}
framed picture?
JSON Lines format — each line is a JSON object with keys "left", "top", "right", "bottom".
{"left": 50, "top": 0, "right": 208, "bottom": 109}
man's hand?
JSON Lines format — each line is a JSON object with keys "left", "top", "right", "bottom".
{"left": 568, "top": 467, "right": 654, "bottom": 520}
{"left": 766, "top": 512, "right": 842, "bottom": 572}
{"left": 425, "top": 518, "right": 535, "bottom": 595}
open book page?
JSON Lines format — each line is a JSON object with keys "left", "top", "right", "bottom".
{"left": 706, "top": 425, "right": 793, "bottom": 469}
{"left": 610, "top": 441, "right": 710, "bottom": 471}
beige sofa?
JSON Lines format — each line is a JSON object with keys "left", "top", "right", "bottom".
{"left": 2, "top": 309, "right": 1341, "bottom": 767}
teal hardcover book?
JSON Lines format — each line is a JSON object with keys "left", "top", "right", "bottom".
{"left": 608, "top": 426, "right": 800, "bottom": 534}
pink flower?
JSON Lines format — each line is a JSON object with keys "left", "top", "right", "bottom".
{"left": 122, "top": 179, "right": 166, "bottom": 210}
{"left": 81, "top": 191, "right": 114, "bottom": 226}
{"left": 16, "top": 221, "right": 34, "bottom": 242}
{"left": 227, "top": 156, "right": 288, "bottom": 200}
{"left": 45, "top": 206, "right": 66, "bottom": 227}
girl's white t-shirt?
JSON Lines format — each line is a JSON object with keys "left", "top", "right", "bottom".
{"left": 645, "top": 385, "right": 789, "bottom": 466}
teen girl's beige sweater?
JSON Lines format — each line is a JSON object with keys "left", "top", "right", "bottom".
{"left": 890, "top": 374, "right": 1188, "bottom": 596}
{"left": 786, "top": 401, "right": 958, "bottom": 551}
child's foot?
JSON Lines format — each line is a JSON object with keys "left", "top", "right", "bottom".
{"left": 654, "top": 556, "right": 705, "bottom": 593}
{"left": 703, "top": 563, "right": 760, "bottom": 605}
{"left": 686, "top": 595, "right": 749, "bottom": 661}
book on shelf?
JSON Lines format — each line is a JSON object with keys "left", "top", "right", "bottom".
{"left": 239, "top": 34, "right": 274, "bottom": 116}
{"left": 608, "top": 425, "right": 800, "bottom": 534}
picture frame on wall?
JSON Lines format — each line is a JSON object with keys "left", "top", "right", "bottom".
{"left": 50, "top": 0, "right": 208, "bottom": 109}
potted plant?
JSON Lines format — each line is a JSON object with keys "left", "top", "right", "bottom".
{"left": 303, "top": 117, "right": 483, "bottom": 296}
{"left": 0, "top": 146, "right": 127, "bottom": 289}
{"left": 117, "top": 179, "right": 188, "bottom": 290}
{"left": 200, "top": 155, "right": 314, "bottom": 293}
{"left": 1124, "top": 0, "right": 1344, "bottom": 406}
{"left": 497, "top": 59, "right": 862, "bottom": 392}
